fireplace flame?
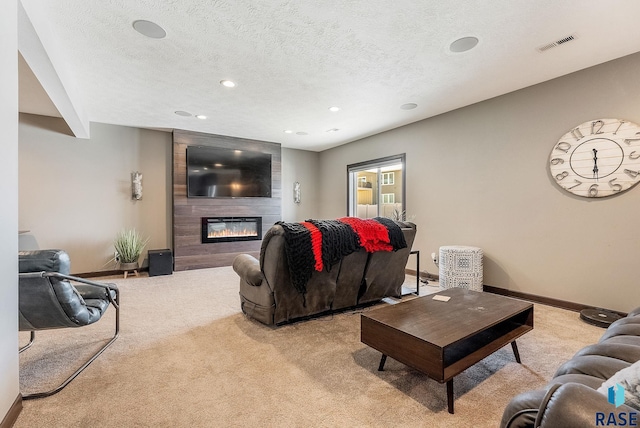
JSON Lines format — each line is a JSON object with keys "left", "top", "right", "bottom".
{"left": 208, "top": 226, "right": 257, "bottom": 238}
{"left": 202, "top": 218, "right": 261, "bottom": 243}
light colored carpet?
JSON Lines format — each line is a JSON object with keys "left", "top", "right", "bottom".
{"left": 15, "top": 267, "right": 604, "bottom": 427}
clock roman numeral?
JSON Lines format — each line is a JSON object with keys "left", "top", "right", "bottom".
{"left": 570, "top": 127, "right": 584, "bottom": 141}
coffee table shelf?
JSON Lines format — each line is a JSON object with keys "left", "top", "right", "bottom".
{"left": 443, "top": 322, "right": 531, "bottom": 380}
{"left": 361, "top": 288, "right": 533, "bottom": 413}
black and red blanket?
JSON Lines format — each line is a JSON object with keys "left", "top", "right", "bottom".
{"left": 275, "top": 217, "right": 407, "bottom": 296}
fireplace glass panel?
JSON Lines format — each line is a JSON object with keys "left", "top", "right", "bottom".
{"left": 201, "top": 217, "right": 262, "bottom": 243}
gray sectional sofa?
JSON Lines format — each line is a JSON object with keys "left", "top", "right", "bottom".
{"left": 501, "top": 307, "right": 640, "bottom": 427}
{"left": 233, "top": 220, "right": 416, "bottom": 325}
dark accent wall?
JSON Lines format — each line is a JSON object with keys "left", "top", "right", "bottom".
{"left": 173, "top": 130, "right": 281, "bottom": 271}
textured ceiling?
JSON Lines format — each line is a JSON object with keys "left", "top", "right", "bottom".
{"left": 18, "top": 0, "right": 640, "bottom": 151}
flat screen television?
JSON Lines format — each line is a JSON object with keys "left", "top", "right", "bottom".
{"left": 186, "top": 146, "right": 272, "bottom": 198}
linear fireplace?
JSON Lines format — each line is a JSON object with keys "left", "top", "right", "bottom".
{"left": 201, "top": 217, "right": 262, "bottom": 243}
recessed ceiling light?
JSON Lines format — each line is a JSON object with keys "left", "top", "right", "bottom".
{"left": 328, "top": 106, "right": 341, "bottom": 112}
{"left": 400, "top": 103, "right": 418, "bottom": 110}
{"left": 326, "top": 128, "right": 340, "bottom": 133}
{"left": 449, "top": 36, "right": 479, "bottom": 53}
{"left": 284, "top": 130, "right": 294, "bottom": 134}
{"left": 195, "top": 115, "right": 207, "bottom": 120}
{"left": 132, "top": 20, "right": 166, "bottom": 39}
{"left": 174, "top": 110, "right": 191, "bottom": 117}
{"left": 296, "top": 132, "right": 308, "bottom": 136}
{"left": 220, "top": 80, "right": 236, "bottom": 88}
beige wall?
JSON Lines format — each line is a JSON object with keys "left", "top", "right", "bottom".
{"left": 1, "top": 0, "right": 19, "bottom": 419}
{"left": 18, "top": 117, "right": 319, "bottom": 273}
{"left": 15, "top": 51, "right": 640, "bottom": 315}
{"left": 281, "top": 147, "right": 320, "bottom": 222}
{"left": 318, "top": 52, "right": 640, "bottom": 313}
{"left": 19, "top": 115, "right": 172, "bottom": 273}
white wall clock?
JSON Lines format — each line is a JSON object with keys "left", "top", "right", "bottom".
{"left": 549, "top": 118, "right": 640, "bottom": 198}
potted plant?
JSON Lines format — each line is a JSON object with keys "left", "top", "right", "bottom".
{"left": 390, "top": 208, "right": 415, "bottom": 223}
{"left": 113, "top": 228, "right": 149, "bottom": 271}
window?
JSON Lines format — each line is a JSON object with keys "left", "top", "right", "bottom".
{"left": 347, "top": 154, "right": 405, "bottom": 219}
{"left": 381, "top": 172, "right": 394, "bottom": 185}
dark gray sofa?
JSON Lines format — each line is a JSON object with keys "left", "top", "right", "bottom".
{"left": 233, "top": 221, "right": 416, "bottom": 325}
{"left": 501, "top": 307, "right": 640, "bottom": 428}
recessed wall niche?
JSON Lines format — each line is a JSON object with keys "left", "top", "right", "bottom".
{"left": 172, "top": 129, "right": 281, "bottom": 271}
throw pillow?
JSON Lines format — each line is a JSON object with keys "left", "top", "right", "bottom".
{"left": 597, "top": 360, "right": 640, "bottom": 410}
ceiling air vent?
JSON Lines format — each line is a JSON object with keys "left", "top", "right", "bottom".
{"left": 537, "top": 34, "right": 578, "bottom": 53}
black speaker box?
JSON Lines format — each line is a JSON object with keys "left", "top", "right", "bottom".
{"left": 148, "top": 249, "right": 173, "bottom": 277}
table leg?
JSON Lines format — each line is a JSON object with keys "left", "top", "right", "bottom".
{"left": 378, "top": 354, "right": 387, "bottom": 371}
{"left": 410, "top": 250, "right": 420, "bottom": 295}
{"left": 511, "top": 341, "right": 521, "bottom": 364}
{"left": 415, "top": 250, "right": 420, "bottom": 295}
{"left": 446, "top": 379, "right": 454, "bottom": 414}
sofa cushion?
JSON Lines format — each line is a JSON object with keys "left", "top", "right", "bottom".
{"left": 573, "top": 343, "right": 640, "bottom": 363}
{"left": 554, "top": 355, "right": 630, "bottom": 380}
{"left": 552, "top": 373, "right": 611, "bottom": 389}
{"left": 599, "top": 323, "right": 640, "bottom": 343}
{"left": 596, "top": 360, "right": 640, "bottom": 410}
{"left": 602, "top": 336, "right": 640, "bottom": 347}
{"left": 610, "top": 316, "right": 640, "bottom": 327}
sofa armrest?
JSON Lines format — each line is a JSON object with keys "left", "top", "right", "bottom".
{"left": 233, "top": 254, "right": 263, "bottom": 287}
{"left": 501, "top": 389, "right": 548, "bottom": 428}
{"left": 536, "top": 383, "right": 638, "bottom": 428}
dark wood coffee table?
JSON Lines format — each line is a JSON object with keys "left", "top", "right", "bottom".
{"left": 361, "top": 288, "right": 533, "bottom": 413}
